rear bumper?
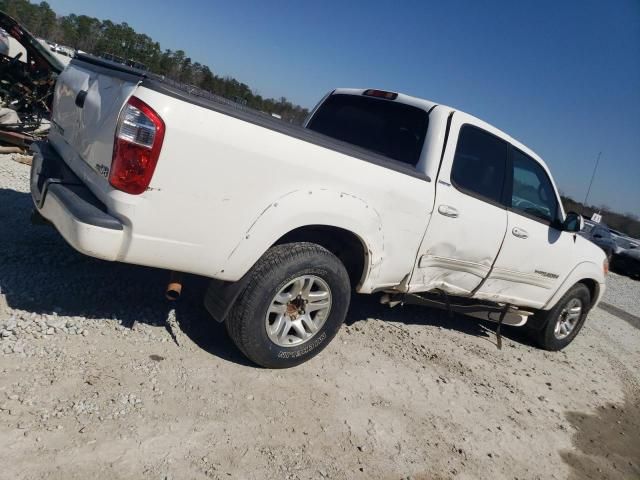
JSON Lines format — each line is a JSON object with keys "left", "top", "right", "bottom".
{"left": 30, "top": 142, "right": 125, "bottom": 261}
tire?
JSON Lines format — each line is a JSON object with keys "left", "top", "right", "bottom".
{"left": 225, "top": 242, "right": 351, "bottom": 368}
{"left": 528, "top": 283, "right": 591, "bottom": 351}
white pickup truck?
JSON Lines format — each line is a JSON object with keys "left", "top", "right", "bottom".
{"left": 30, "top": 54, "right": 607, "bottom": 368}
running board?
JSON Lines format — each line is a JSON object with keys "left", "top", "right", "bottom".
{"left": 380, "top": 292, "right": 533, "bottom": 327}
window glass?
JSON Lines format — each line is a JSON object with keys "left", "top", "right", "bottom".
{"left": 451, "top": 125, "right": 507, "bottom": 203}
{"left": 307, "top": 94, "right": 429, "bottom": 166}
{"left": 511, "top": 150, "right": 558, "bottom": 223}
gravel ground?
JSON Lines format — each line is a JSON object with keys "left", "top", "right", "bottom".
{"left": 601, "top": 271, "right": 640, "bottom": 319}
{"left": 1, "top": 155, "right": 639, "bottom": 480}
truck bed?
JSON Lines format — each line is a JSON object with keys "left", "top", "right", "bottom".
{"left": 74, "top": 54, "right": 429, "bottom": 182}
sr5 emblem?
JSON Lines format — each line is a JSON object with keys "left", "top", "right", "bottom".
{"left": 95, "top": 164, "right": 110, "bottom": 178}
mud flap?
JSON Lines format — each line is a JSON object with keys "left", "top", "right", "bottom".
{"left": 203, "top": 275, "right": 252, "bottom": 323}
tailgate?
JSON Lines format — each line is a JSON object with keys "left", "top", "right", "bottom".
{"left": 50, "top": 56, "right": 143, "bottom": 182}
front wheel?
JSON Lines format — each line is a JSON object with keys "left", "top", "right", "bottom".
{"left": 528, "top": 284, "right": 591, "bottom": 351}
{"left": 225, "top": 242, "right": 351, "bottom": 368}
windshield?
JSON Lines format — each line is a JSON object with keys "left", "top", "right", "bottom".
{"left": 307, "top": 93, "right": 429, "bottom": 166}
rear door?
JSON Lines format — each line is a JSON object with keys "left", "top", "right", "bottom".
{"left": 408, "top": 114, "right": 509, "bottom": 295}
{"left": 476, "top": 148, "right": 575, "bottom": 308}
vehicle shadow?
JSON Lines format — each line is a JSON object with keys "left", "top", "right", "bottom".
{"left": 345, "top": 293, "right": 535, "bottom": 348}
{"left": 0, "top": 187, "right": 533, "bottom": 368}
{"left": 0, "top": 186, "right": 250, "bottom": 365}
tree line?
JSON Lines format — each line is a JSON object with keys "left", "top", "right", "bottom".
{"left": 0, "top": 0, "right": 310, "bottom": 124}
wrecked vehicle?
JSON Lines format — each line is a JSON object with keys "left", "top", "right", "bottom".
{"left": 0, "top": 12, "right": 63, "bottom": 145}
{"left": 29, "top": 53, "right": 608, "bottom": 368}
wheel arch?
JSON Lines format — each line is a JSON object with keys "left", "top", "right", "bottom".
{"left": 543, "top": 261, "right": 605, "bottom": 311}
{"left": 219, "top": 189, "right": 384, "bottom": 290}
{"left": 204, "top": 230, "right": 366, "bottom": 325}
{"left": 577, "top": 278, "right": 600, "bottom": 309}
{"left": 274, "top": 225, "right": 369, "bottom": 289}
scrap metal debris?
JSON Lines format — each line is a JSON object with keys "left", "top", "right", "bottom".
{"left": 0, "top": 13, "right": 63, "bottom": 148}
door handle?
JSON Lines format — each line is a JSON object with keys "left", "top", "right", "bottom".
{"left": 438, "top": 205, "right": 459, "bottom": 218}
{"left": 512, "top": 227, "right": 529, "bottom": 239}
{"left": 75, "top": 90, "right": 88, "bottom": 108}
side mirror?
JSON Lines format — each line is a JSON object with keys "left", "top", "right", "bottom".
{"left": 563, "top": 212, "right": 584, "bottom": 232}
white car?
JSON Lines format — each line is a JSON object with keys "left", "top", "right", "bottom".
{"left": 30, "top": 54, "right": 607, "bottom": 368}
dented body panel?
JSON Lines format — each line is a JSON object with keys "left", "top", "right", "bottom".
{"left": 409, "top": 110, "right": 509, "bottom": 295}
{"left": 34, "top": 57, "right": 606, "bottom": 315}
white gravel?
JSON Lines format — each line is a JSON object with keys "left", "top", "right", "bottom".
{"left": 0, "top": 154, "right": 30, "bottom": 192}
{"left": 602, "top": 271, "right": 640, "bottom": 318}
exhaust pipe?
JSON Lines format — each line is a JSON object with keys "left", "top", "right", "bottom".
{"left": 165, "top": 272, "right": 183, "bottom": 301}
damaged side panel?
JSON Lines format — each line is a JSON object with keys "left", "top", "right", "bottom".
{"left": 407, "top": 111, "right": 509, "bottom": 296}
{"left": 221, "top": 188, "right": 386, "bottom": 290}
{"left": 98, "top": 88, "right": 434, "bottom": 287}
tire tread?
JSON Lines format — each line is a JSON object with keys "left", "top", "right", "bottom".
{"left": 225, "top": 242, "right": 350, "bottom": 367}
{"left": 530, "top": 283, "right": 591, "bottom": 351}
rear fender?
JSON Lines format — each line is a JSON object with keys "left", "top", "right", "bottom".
{"left": 220, "top": 189, "right": 384, "bottom": 291}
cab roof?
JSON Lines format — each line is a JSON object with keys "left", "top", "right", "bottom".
{"left": 332, "top": 87, "right": 548, "bottom": 170}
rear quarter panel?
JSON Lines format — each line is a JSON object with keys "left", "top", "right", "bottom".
{"left": 111, "top": 87, "right": 435, "bottom": 291}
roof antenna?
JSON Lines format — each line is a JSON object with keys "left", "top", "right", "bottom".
{"left": 583, "top": 151, "right": 602, "bottom": 207}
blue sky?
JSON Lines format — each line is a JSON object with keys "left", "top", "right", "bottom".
{"left": 47, "top": 0, "right": 640, "bottom": 216}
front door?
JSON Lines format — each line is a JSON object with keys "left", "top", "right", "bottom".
{"left": 409, "top": 115, "right": 509, "bottom": 295}
{"left": 476, "top": 147, "right": 575, "bottom": 308}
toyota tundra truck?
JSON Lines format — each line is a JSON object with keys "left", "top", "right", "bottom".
{"left": 29, "top": 54, "right": 607, "bottom": 368}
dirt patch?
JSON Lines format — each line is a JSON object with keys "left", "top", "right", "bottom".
{"left": 561, "top": 353, "right": 640, "bottom": 480}
{"left": 562, "top": 387, "right": 640, "bottom": 479}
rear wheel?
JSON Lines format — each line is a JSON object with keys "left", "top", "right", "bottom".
{"left": 528, "top": 284, "right": 591, "bottom": 351}
{"left": 225, "top": 242, "right": 351, "bottom": 368}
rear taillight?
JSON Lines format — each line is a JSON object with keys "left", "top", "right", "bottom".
{"left": 109, "top": 96, "right": 165, "bottom": 195}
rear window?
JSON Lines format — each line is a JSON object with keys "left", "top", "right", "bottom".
{"left": 306, "top": 94, "right": 429, "bottom": 166}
